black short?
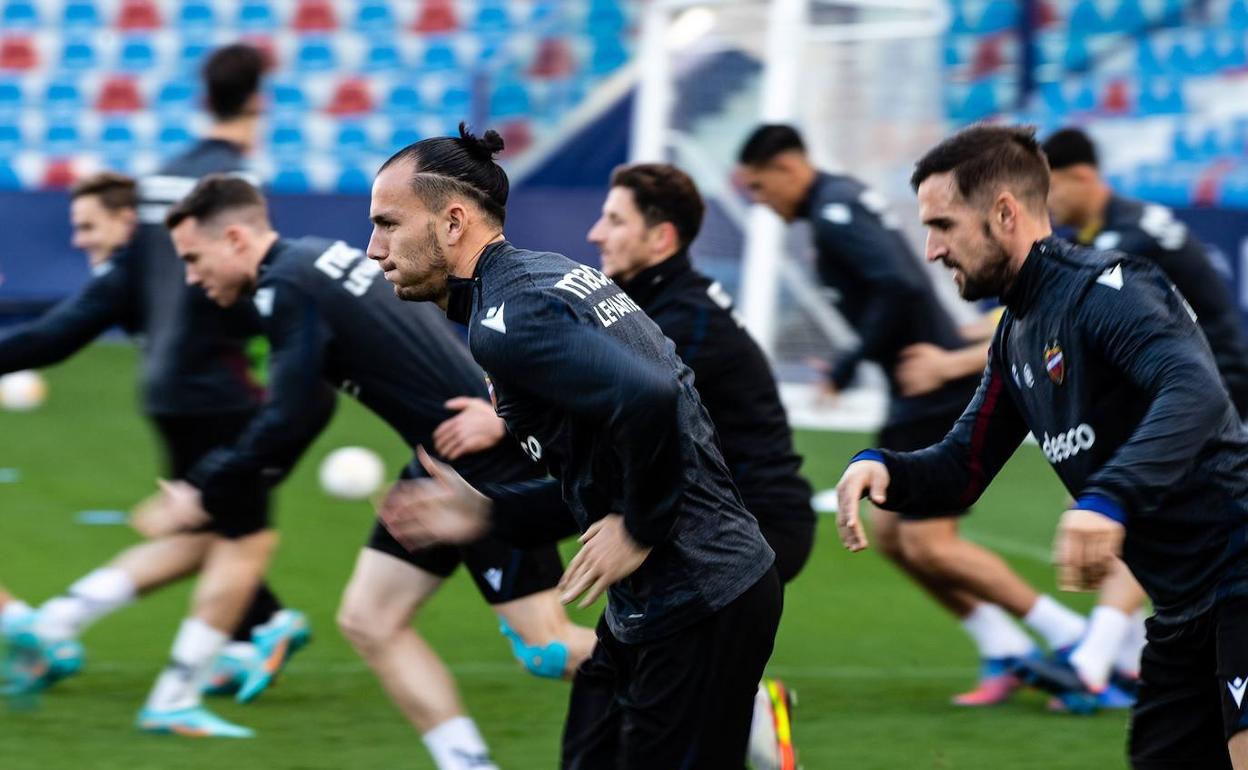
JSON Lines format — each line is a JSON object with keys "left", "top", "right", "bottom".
{"left": 152, "top": 410, "right": 272, "bottom": 539}
{"left": 877, "top": 410, "right": 969, "bottom": 520}
{"left": 1129, "top": 597, "right": 1248, "bottom": 769}
{"left": 561, "top": 568, "right": 782, "bottom": 769}
{"left": 758, "top": 518, "right": 814, "bottom": 585}
{"left": 365, "top": 457, "right": 563, "bottom": 605}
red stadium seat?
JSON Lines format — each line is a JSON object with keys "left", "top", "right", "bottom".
{"left": 96, "top": 76, "right": 143, "bottom": 112}
{"left": 292, "top": 0, "right": 338, "bottom": 32}
{"left": 414, "top": 0, "right": 458, "bottom": 33}
{"left": 499, "top": 120, "right": 533, "bottom": 156}
{"left": 1101, "top": 78, "right": 1132, "bottom": 114}
{"left": 117, "top": 0, "right": 161, "bottom": 30}
{"left": 42, "top": 158, "right": 76, "bottom": 188}
{"left": 970, "top": 36, "right": 1006, "bottom": 78}
{"left": 0, "top": 37, "right": 37, "bottom": 71}
{"left": 326, "top": 78, "right": 372, "bottom": 115}
{"left": 529, "top": 37, "right": 576, "bottom": 78}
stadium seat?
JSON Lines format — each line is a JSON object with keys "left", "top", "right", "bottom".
{"left": 363, "top": 40, "right": 403, "bottom": 73}
{"left": 60, "top": 37, "right": 98, "bottom": 71}
{"left": 1105, "top": 0, "right": 1147, "bottom": 33}
{"left": 0, "top": 80, "right": 22, "bottom": 116}
{"left": 97, "top": 76, "right": 144, "bottom": 112}
{"left": 2, "top": 1, "right": 38, "bottom": 29}
{"left": 1068, "top": 0, "right": 1104, "bottom": 36}
{"left": 326, "top": 79, "right": 373, "bottom": 116}
{"left": 99, "top": 120, "right": 137, "bottom": 155}
{"left": 420, "top": 38, "right": 459, "bottom": 72}
{"left": 118, "top": 36, "right": 157, "bottom": 73}
{"left": 1100, "top": 78, "right": 1132, "bottom": 114}
{"left": 178, "top": 42, "right": 211, "bottom": 73}
{"left": 43, "top": 158, "right": 77, "bottom": 189}
{"left": 1063, "top": 34, "right": 1090, "bottom": 71}
{"left": 155, "top": 81, "right": 195, "bottom": 115}
{"left": 1217, "top": 31, "right": 1248, "bottom": 69}
{"left": 473, "top": 0, "right": 512, "bottom": 34}
{"left": 1139, "top": 78, "right": 1185, "bottom": 114}
{"left": 336, "top": 165, "right": 372, "bottom": 193}
{"left": 335, "top": 122, "right": 371, "bottom": 156}
{"left": 958, "top": 79, "right": 999, "bottom": 121}
{"left": 237, "top": 0, "right": 278, "bottom": 32}
{"left": 585, "top": 0, "right": 627, "bottom": 34}
{"left": 296, "top": 38, "right": 336, "bottom": 72}
{"left": 529, "top": 37, "right": 576, "bottom": 79}
{"left": 1071, "top": 81, "right": 1097, "bottom": 112}
{"left": 1136, "top": 39, "right": 1167, "bottom": 77}
{"left": 385, "top": 85, "right": 423, "bottom": 117}
{"left": 589, "top": 33, "right": 629, "bottom": 75}
{"left": 498, "top": 119, "right": 533, "bottom": 155}
{"left": 0, "top": 37, "right": 38, "bottom": 71}
{"left": 117, "top": 0, "right": 160, "bottom": 30}
{"left": 977, "top": 0, "right": 1017, "bottom": 34}
{"left": 389, "top": 126, "right": 423, "bottom": 151}
{"left": 438, "top": 83, "right": 472, "bottom": 117}
{"left": 270, "top": 81, "right": 308, "bottom": 117}
{"left": 1231, "top": 0, "right": 1248, "bottom": 29}
{"left": 178, "top": 1, "right": 216, "bottom": 33}
{"left": 271, "top": 166, "right": 311, "bottom": 192}
{"left": 354, "top": 1, "right": 395, "bottom": 33}
{"left": 158, "top": 122, "right": 193, "bottom": 155}
{"left": 1031, "top": 0, "right": 1060, "bottom": 29}
{"left": 62, "top": 1, "right": 102, "bottom": 30}
{"left": 44, "top": 82, "right": 84, "bottom": 116}
{"left": 44, "top": 121, "right": 80, "bottom": 155}
{"left": 0, "top": 159, "right": 20, "bottom": 189}
{"left": 0, "top": 121, "right": 21, "bottom": 156}
{"left": 490, "top": 79, "right": 531, "bottom": 120}
{"left": 270, "top": 124, "right": 307, "bottom": 160}
{"left": 413, "top": 0, "right": 458, "bottom": 34}
{"left": 292, "top": 0, "right": 338, "bottom": 32}
{"left": 970, "top": 36, "right": 1006, "bottom": 78}
{"left": 530, "top": 0, "right": 566, "bottom": 33}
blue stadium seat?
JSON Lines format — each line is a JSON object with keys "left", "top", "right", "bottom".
{"left": 178, "top": 42, "right": 210, "bottom": 73}
{"left": 335, "top": 122, "right": 371, "bottom": 158}
{"left": 1071, "top": 81, "right": 1097, "bottom": 112}
{"left": 60, "top": 37, "right": 97, "bottom": 71}
{"left": 1219, "top": 169, "right": 1248, "bottom": 206}
{"left": 236, "top": 0, "right": 278, "bottom": 32}
{"left": 62, "top": 1, "right": 101, "bottom": 29}
{"left": 99, "top": 121, "right": 137, "bottom": 155}
{"left": 118, "top": 36, "right": 157, "bottom": 73}
{"left": 385, "top": 85, "right": 423, "bottom": 117}
{"left": 1136, "top": 39, "right": 1166, "bottom": 77}
{"left": 158, "top": 122, "right": 193, "bottom": 156}
{"left": 1218, "top": 30, "right": 1248, "bottom": 69}
{"left": 2, "top": 1, "right": 38, "bottom": 29}
{"left": 0, "top": 160, "right": 20, "bottom": 189}
{"left": 0, "top": 81, "right": 22, "bottom": 116}
{"left": 1068, "top": 0, "right": 1104, "bottom": 36}
{"left": 354, "top": 0, "right": 395, "bottom": 33}
{"left": 44, "top": 81, "right": 83, "bottom": 116}
{"left": 589, "top": 33, "right": 629, "bottom": 75}
{"left": 530, "top": 0, "right": 566, "bottom": 33}
{"left": 585, "top": 0, "right": 627, "bottom": 34}
{"left": 490, "top": 79, "right": 531, "bottom": 119}
{"left": 1139, "top": 78, "right": 1185, "bottom": 114}
{"left": 155, "top": 81, "right": 195, "bottom": 115}
{"left": 959, "top": 79, "right": 999, "bottom": 121}
{"left": 296, "top": 38, "right": 337, "bottom": 72}
{"left": 1064, "top": 34, "right": 1090, "bottom": 71}
{"left": 1106, "top": 0, "right": 1147, "bottom": 33}
{"left": 364, "top": 40, "right": 403, "bottom": 72}
{"left": 0, "top": 122, "right": 21, "bottom": 156}
{"left": 270, "top": 124, "right": 307, "bottom": 161}
{"left": 270, "top": 81, "right": 308, "bottom": 116}
{"left": 178, "top": 1, "right": 215, "bottom": 32}
{"left": 977, "top": 0, "right": 1017, "bottom": 34}
{"left": 1039, "top": 81, "right": 1067, "bottom": 115}
{"left": 1231, "top": 0, "right": 1248, "bottom": 29}
{"left": 44, "top": 121, "right": 80, "bottom": 154}
{"left": 271, "top": 166, "right": 311, "bottom": 192}
{"left": 473, "top": 0, "right": 512, "bottom": 34}
{"left": 421, "top": 37, "right": 459, "bottom": 72}
{"left": 438, "top": 84, "right": 472, "bottom": 117}
{"left": 389, "top": 127, "right": 422, "bottom": 151}
{"left": 336, "top": 165, "right": 372, "bottom": 193}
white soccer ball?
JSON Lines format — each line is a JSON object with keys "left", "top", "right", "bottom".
{"left": 0, "top": 370, "right": 47, "bottom": 411}
{"left": 318, "top": 446, "right": 385, "bottom": 500}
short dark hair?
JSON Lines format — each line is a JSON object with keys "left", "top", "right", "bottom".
{"left": 202, "top": 44, "right": 265, "bottom": 121}
{"left": 1041, "top": 127, "right": 1099, "bottom": 170}
{"left": 738, "top": 124, "right": 806, "bottom": 166}
{"left": 379, "top": 123, "right": 509, "bottom": 226}
{"left": 910, "top": 124, "right": 1050, "bottom": 212}
{"left": 165, "top": 174, "right": 268, "bottom": 230}
{"left": 609, "top": 163, "right": 705, "bottom": 251}
{"left": 71, "top": 171, "right": 137, "bottom": 212}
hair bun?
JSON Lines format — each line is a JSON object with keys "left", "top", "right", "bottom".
{"left": 458, "top": 122, "right": 505, "bottom": 160}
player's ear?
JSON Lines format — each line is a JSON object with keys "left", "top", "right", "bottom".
{"left": 443, "top": 201, "right": 467, "bottom": 246}
{"left": 993, "top": 191, "right": 1017, "bottom": 234}
{"left": 651, "top": 221, "right": 679, "bottom": 256}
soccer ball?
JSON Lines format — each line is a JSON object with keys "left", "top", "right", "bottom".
{"left": 318, "top": 446, "right": 385, "bottom": 500}
{"left": 0, "top": 370, "right": 47, "bottom": 411}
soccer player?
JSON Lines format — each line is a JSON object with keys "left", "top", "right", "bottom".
{"left": 838, "top": 124, "right": 1248, "bottom": 770}
{"left": 0, "top": 167, "right": 303, "bottom": 703}
{"left": 153, "top": 174, "right": 593, "bottom": 765}
{"left": 737, "top": 124, "right": 1086, "bottom": 705}
{"left": 368, "top": 126, "right": 781, "bottom": 769}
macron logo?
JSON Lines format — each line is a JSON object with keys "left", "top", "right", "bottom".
{"left": 484, "top": 568, "right": 503, "bottom": 592}
{"left": 1096, "top": 264, "right": 1124, "bottom": 290}
{"left": 481, "top": 303, "right": 507, "bottom": 334}
{"left": 1230, "top": 677, "right": 1247, "bottom": 708}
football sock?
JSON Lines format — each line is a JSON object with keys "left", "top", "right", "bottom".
{"left": 35, "top": 567, "right": 136, "bottom": 642}
{"left": 960, "top": 603, "right": 1036, "bottom": 660}
{"left": 423, "top": 716, "right": 499, "bottom": 770}
{"left": 1069, "top": 606, "right": 1131, "bottom": 692}
{"left": 1112, "top": 608, "right": 1148, "bottom": 679}
{"left": 145, "top": 617, "right": 228, "bottom": 712}
{"left": 1023, "top": 595, "right": 1087, "bottom": 650}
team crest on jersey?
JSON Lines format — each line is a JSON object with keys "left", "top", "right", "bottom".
{"left": 1044, "top": 341, "right": 1065, "bottom": 385}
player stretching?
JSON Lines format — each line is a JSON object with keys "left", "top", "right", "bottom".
{"left": 838, "top": 124, "right": 1248, "bottom": 770}
{"left": 738, "top": 124, "right": 1086, "bottom": 705}
{"left": 370, "top": 125, "right": 781, "bottom": 768}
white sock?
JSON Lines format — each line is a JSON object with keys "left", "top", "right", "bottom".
{"left": 0, "top": 598, "right": 33, "bottom": 633}
{"left": 144, "top": 617, "right": 228, "bottom": 713}
{"left": 1023, "top": 595, "right": 1087, "bottom": 650}
{"left": 1069, "top": 606, "right": 1131, "bottom": 691}
{"left": 960, "top": 603, "right": 1037, "bottom": 660}
{"left": 422, "top": 716, "right": 499, "bottom": 770}
{"left": 1113, "top": 608, "right": 1148, "bottom": 678}
{"left": 35, "top": 567, "right": 136, "bottom": 641}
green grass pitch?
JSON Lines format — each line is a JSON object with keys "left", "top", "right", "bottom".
{"left": 0, "top": 344, "right": 1128, "bottom": 768}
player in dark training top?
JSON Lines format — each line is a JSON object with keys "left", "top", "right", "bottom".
{"left": 155, "top": 175, "right": 593, "bottom": 769}
{"left": 738, "top": 124, "right": 1088, "bottom": 706}
{"left": 838, "top": 124, "right": 1248, "bottom": 770}
{"left": 367, "top": 125, "right": 780, "bottom": 769}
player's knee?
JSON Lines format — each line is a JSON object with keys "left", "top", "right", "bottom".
{"left": 336, "top": 600, "right": 392, "bottom": 654}
{"left": 898, "top": 527, "right": 955, "bottom": 575}
{"left": 500, "top": 619, "right": 568, "bottom": 679}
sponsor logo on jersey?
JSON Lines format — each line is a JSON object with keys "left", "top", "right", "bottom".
{"left": 554, "top": 265, "right": 613, "bottom": 300}
{"left": 592, "top": 291, "right": 643, "bottom": 329}
{"left": 1044, "top": 341, "right": 1065, "bottom": 385}
{"left": 1042, "top": 424, "right": 1096, "bottom": 464}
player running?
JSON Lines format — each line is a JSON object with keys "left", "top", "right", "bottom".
{"left": 737, "top": 124, "right": 1086, "bottom": 706}
{"left": 838, "top": 124, "right": 1248, "bottom": 770}
{"left": 149, "top": 173, "right": 593, "bottom": 765}
{"left": 369, "top": 125, "right": 781, "bottom": 769}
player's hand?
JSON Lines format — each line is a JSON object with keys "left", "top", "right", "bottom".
{"left": 1053, "top": 509, "right": 1125, "bottom": 592}
{"left": 558, "top": 514, "right": 652, "bottom": 609}
{"left": 834, "top": 460, "right": 890, "bottom": 552}
{"left": 131, "top": 479, "right": 210, "bottom": 538}
{"left": 377, "top": 446, "right": 492, "bottom": 551}
{"left": 895, "top": 343, "right": 950, "bottom": 397}
{"left": 432, "top": 397, "right": 507, "bottom": 461}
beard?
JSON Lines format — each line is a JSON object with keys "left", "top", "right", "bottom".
{"left": 956, "top": 224, "right": 1014, "bottom": 301}
{"left": 393, "top": 222, "right": 449, "bottom": 303}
